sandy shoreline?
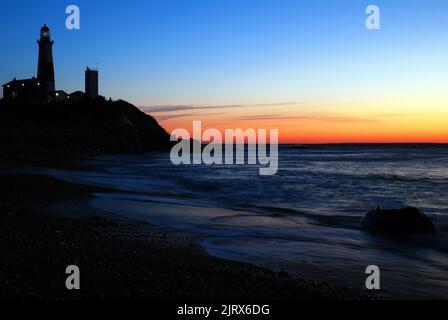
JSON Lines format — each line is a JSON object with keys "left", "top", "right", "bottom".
{"left": 0, "top": 173, "right": 363, "bottom": 300}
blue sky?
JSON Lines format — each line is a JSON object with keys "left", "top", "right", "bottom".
{"left": 1, "top": 0, "right": 447, "bottom": 106}
{"left": 1, "top": 0, "right": 448, "bottom": 143}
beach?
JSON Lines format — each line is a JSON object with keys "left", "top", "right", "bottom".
{"left": 0, "top": 173, "right": 356, "bottom": 300}
{"left": 2, "top": 144, "right": 448, "bottom": 300}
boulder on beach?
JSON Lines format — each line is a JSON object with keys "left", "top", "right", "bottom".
{"left": 361, "top": 206, "right": 437, "bottom": 234}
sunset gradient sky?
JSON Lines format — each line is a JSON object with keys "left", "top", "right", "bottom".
{"left": 1, "top": 0, "right": 447, "bottom": 143}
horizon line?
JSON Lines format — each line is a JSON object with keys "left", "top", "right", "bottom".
{"left": 194, "top": 142, "right": 448, "bottom": 145}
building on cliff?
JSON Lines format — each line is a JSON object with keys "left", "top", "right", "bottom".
{"left": 2, "top": 25, "right": 99, "bottom": 103}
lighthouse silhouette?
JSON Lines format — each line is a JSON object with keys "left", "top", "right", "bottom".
{"left": 37, "top": 24, "right": 55, "bottom": 99}
{"left": 2, "top": 24, "right": 99, "bottom": 103}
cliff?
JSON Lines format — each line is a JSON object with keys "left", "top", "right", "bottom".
{"left": 0, "top": 98, "right": 171, "bottom": 163}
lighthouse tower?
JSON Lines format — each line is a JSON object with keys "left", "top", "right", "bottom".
{"left": 37, "top": 24, "right": 55, "bottom": 100}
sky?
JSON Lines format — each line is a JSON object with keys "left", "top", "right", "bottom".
{"left": 1, "top": 0, "right": 448, "bottom": 143}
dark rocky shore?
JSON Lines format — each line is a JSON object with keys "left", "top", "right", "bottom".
{"left": 0, "top": 174, "right": 361, "bottom": 300}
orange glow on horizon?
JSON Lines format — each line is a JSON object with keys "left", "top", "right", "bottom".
{"left": 145, "top": 101, "right": 448, "bottom": 144}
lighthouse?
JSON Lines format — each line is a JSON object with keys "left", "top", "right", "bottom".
{"left": 2, "top": 24, "right": 99, "bottom": 103}
{"left": 37, "top": 24, "right": 55, "bottom": 99}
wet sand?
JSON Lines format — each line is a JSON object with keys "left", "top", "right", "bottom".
{"left": 0, "top": 173, "right": 361, "bottom": 300}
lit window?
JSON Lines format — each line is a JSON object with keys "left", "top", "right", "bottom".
{"left": 67, "top": 96, "right": 70, "bottom": 99}
{"left": 55, "top": 93, "right": 59, "bottom": 96}
{"left": 37, "top": 82, "right": 40, "bottom": 86}
{"left": 6, "top": 85, "right": 9, "bottom": 88}
{"left": 22, "top": 83, "right": 25, "bottom": 87}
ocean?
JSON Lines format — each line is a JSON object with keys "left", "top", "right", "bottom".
{"left": 18, "top": 144, "right": 448, "bottom": 299}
